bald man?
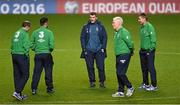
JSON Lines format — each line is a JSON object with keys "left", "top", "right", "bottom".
{"left": 111, "top": 17, "right": 134, "bottom": 97}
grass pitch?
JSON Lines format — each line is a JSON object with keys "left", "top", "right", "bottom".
{"left": 0, "top": 14, "right": 180, "bottom": 104}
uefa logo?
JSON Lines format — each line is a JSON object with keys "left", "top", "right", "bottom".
{"left": 64, "top": 0, "right": 79, "bottom": 14}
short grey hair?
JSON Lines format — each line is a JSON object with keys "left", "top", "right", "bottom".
{"left": 113, "top": 16, "right": 123, "bottom": 24}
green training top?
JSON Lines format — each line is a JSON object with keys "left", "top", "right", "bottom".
{"left": 114, "top": 27, "right": 134, "bottom": 55}
{"left": 31, "top": 26, "right": 54, "bottom": 54}
{"left": 140, "top": 22, "right": 157, "bottom": 50}
{"left": 11, "top": 28, "right": 31, "bottom": 56}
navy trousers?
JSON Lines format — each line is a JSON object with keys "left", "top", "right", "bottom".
{"left": 12, "top": 54, "right": 29, "bottom": 93}
{"left": 31, "top": 53, "right": 54, "bottom": 90}
{"left": 116, "top": 54, "right": 132, "bottom": 92}
{"left": 139, "top": 49, "right": 157, "bottom": 87}
{"left": 84, "top": 50, "right": 106, "bottom": 83}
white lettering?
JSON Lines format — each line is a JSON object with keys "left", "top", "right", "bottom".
{"left": 0, "top": 3, "right": 9, "bottom": 14}
{"left": 172, "top": 3, "right": 179, "bottom": 13}
{"left": 129, "top": 3, "right": 137, "bottom": 13}
{"left": 121, "top": 3, "right": 129, "bottom": 13}
{"left": 149, "top": 2, "right": 179, "bottom": 14}
{"left": 137, "top": 3, "right": 145, "bottom": 13}
{"left": 98, "top": 3, "right": 105, "bottom": 13}
{"left": 166, "top": 3, "right": 173, "bottom": 13}
{"left": 114, "top": 3, "right": 121, "bottom": 13}
{"left": 82, "top": 3, "right": 89, "bottom": 13}
{"left": 106, "top": 3, "right": 114, "bottom": 13}
{"left": 82, "top": 2, "right": 180, "bottom": 14}
{"left": 149, "top": 3, "right": 156, "bottom": 14}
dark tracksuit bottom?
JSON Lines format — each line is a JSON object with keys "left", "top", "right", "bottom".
{"left": 139, "top": 49, "right": 157, "bottom": 87}
{"left": 116, "top": 53, "right": 132, "bottom": 92}
{"left": 84, "top": 50, "right": 106, "bottom": 83}
{"left": 12, "top": 54, "right": 29, "bottom": 93}
{"left": 31, "top": 53, "right": 54, "bottom": 91}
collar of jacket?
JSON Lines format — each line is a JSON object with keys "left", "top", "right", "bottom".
{"left": 141, "top": 22, "right": 149, "bottom": 28}
{"left": 20, "top": 27, "right": 27, "bottom": 33}
{"left": 87, "top": 20, "right": 101, "bottom": 25}
{"left": 116, "top": 26, "right": 123, "bottom": 32}
{"left": 40, "top": 26, "right": 47, "bottom": 29}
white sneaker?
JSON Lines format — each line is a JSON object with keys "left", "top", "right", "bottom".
{"left": 12, "top": 92, "right": 22, "bottom": 101}
{"left": 112, "top": 92, "right": 125, "bottom": 97}
{"left": 139, "top": 83, "right": 149, "bottom": 90}
{"left": 146, "top": 85, "right": 158, "bottom": 91}
{"left": 126, "top": 87, "right": 134, "bottom": 97}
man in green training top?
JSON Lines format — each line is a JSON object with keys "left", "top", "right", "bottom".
{"left": 111, "top": 17, "right": 134, "bottom": 97}
{"left": 138, "top": 13, "right": 158, "bottom": 91}
{"left": 11, "top": 21, "right": 31, "bottom": 101}
{"left": 31, "top": 17, "right": 55, "bottom": 95}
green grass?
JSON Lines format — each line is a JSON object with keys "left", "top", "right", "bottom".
{"left": 0, "top": 14, "right": 180, "bottom": 104}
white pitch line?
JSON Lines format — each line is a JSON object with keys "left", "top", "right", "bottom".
{"left": 156, "top": 52, "right": 180, "bottom": 55}
{"left": 6, "top": 96, "right": 180, "bottom": 104}
{"left": 1, "top": 49, "right": 180, "bottom": 55}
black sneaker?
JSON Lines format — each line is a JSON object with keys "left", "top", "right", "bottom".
{"left": 32, "top": 89, "right": 37, "bottom": 95}
{"left": 47, "top": 89, "right": 55, "bottom": 94}
{"left": 90, "top": 82, "right": 95, "bottom": 88}
{"left": 99, "top": 82, "right": 105, "bottom": 88}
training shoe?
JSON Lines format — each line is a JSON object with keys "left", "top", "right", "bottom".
{"left": 32, "top": 89, "right": 37, "bottom": 95}
{"left": 146, "top": 85, "right": 158, "bottom": 91}
{"left": 112, "top": 92, "right": 125, "bottom": 97}
{"left": 90, "top": 82, "right": 95, "bottom": 88}
{"left": 126, "top": 87, "right": 134, "bottom": 97}
{"left": 99, "top": 82, "right": 105, "bottom": 88}
{"left": 139, "top": 83, "right": 149, "bottom": 90}
{"left": 47, "top": 89, "right": 55, "bottom": 94}
{"left": 12, "top": 92, "right": 23, "bottom": 101}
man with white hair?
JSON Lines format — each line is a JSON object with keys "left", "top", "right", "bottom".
{"left": 112, "top": 17, "right": 134, "bottom": 97}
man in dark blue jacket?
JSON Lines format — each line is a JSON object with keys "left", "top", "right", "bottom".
{"left": 80, "top": 12, "right": 107, "bottom": 88}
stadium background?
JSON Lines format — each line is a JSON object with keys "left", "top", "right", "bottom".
{"left": 0, "top": 0, "right": 180, "bottom": 104}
